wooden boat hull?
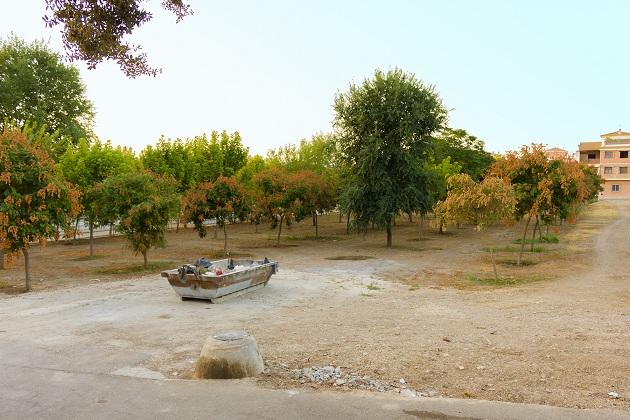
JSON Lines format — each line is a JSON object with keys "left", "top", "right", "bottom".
{"left": 161, "top": 259, "right": 278, "bottom": 302}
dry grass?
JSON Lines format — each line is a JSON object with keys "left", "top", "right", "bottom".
{"left": 0, "top": 202, "right": 615, "bottom": 293}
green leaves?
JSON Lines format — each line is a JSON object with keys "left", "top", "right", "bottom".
{"left": 0, "top": 36, "right": 94, "bottom": 158}
{"left": 334, "top": 68, "right": 447, "bottom": 245}
{"left": 98, "top": 172, "right": 179, "bottom": 264}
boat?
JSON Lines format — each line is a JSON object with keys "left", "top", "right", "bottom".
{"left": 161, "top": 258, "right": 279, "bottom": 302}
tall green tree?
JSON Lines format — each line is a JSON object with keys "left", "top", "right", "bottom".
{"left": 334, "top": 68, "right": 447, "bottom": 246}
{"left": 0, "top": 126, "right": 80, "bottom": 290}
{"left": 0, "top": 36, "right": 94, "bottom": 158}
{"left": 43, "top": 0, "right": 192, "bottom": 77}
{"left": 218, "top": 131, "right": 249, "bottom": 177}
{"left": 58, "top": 139, "right": 139, "bottom": 256}
{"left": 186, "top": 134, "right": 224, "bottom": 184}
{"left": 431, "top": 128, "right": 494, "bottom": 180}
{"left": 98, "top": 172, "right": 179, "bottom": 267}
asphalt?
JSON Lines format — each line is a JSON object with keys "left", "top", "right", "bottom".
{"left": 2, "top": 364, "right": 628, "bottom": 420}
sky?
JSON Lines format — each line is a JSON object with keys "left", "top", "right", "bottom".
{"left": 1, "top": 1, "right": 629, "bottom": 156}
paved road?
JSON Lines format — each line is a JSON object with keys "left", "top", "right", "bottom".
{"left": 2, "top": 364, "right": 627, "bottom": 420}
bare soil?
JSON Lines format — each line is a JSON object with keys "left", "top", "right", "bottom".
{"left": 1, "top": 202, "right": 628, "bottom": 410}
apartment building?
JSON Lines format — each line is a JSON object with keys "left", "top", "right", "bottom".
{"left": 579, "top": 129, "right": 630, "bottom": 199}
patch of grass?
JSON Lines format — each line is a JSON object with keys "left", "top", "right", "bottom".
{"left": 285, "top": 235, "right": 341, "bottom": 241}
{"left": 367, "top": 282, "right": 380, "bottom": 290}
{"left": 95, "top": 260, "right": 174, "bottom": 275}
{"left": 484, "top": 245, "right": 545, "bottom": 253}
{"left": 71, "top": 255, "right": 105, "bottom": 261}
{"left": 409, "top": 284, "right": 420, "bottom": 291}
{"left": 406, "top": 237, "right": 432, "bottom": 242}
{"left": 513, "top": 233, "right": 559, "bottom": 244}
{"left": 0, "top": 280, "right": 9, "bottom": 289}
{"left": 465, "top": 273, "right": 544, "bottom": 287}
{"left": 497, "top": 259, "right": 537, "bottom": 267}
{"left": 325, "top": 255, "right": 374, "bottom": 261}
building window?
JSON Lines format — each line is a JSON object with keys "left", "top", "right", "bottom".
{"left": 612, "top": 184, "right": 620, "bottom": 192}
{"left": 588, "top": 153, "right": 596, "bottom": 159}
{"left": 604, "top": 167, "right": 613, "bottom": 174}
{"left": 605, "top": 151, "right": 613, "bottom": 158}
{"left": 621, "top": 167, "right": 628, "bottom": 174}
{"left": 622, "top": 151, "right": 629, "bottom": 158}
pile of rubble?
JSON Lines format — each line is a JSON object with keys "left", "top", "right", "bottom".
{"left": 283, "top": 365, "right": 435, "bottom": 397}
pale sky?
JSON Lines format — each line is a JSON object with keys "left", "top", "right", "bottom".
{"left": 2, "top": 1, "right": 629, "bottom": 156}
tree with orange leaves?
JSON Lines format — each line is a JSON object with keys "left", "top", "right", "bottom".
{"left": 183, "top": 176, "right": 249, "bottom": 256}
{"left": 0, "top": 126, "right": 80, "bottom": 290}
{"left": 488, "top": 144, "right": 603, "bottom": 265}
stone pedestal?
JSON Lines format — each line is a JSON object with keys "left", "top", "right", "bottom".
{"left": 194, "top": 330, "right": 264, "bottom": 379}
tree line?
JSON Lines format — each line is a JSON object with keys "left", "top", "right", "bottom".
{"left": 0, "top": 38, "right": 603, "bottom": 290}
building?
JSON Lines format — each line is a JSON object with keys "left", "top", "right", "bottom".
{"left": 544, "top": 147, "right": 573, "bottom": 161}
{"left": 579, "top": 129, "right": 630, "bottom": 199}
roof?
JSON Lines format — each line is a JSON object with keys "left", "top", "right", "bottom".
{"left": 579, "top": 141, "right": 601, "bottom": 151}
{"left": 545, "top": 147, "right": 567, "bottom": 152}
{"left": 600, "top": 129, "right": 630, "bottom": 137}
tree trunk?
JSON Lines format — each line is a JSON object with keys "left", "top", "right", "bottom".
{"left": 314, "top": 211, "right": 319, "bottom": 238}
{"left": 223, "top": 223, "right": 228, "bottom": 256}
{"left": 386, "top": 218, "right": 393, "bottom": 247}
{"left": 23, "top": 248, "right": 30, "bottom": 291}
{"left": 338, "top": 212, "right": 343, "bottom": 223}
{"left": 176, "top": 218, "right": 180, "bottom": 233}
{"left": 408, "top": 213, "right": 413, "bottom": 223}
{"left": 276, "top": 215, "right": 284, "bottom": 246}
{"left": 0, "top": 249, "right": 4, "bottom": 270}
{"left": 74, "top": 218, "right": 80, "bottom": 240}
{"left": 89, "top": 222, "right": 94, "bottom": 257}
{"left": 419, "top": 215, "right": 423, "bottom": 239}
{"left": 517, "top": 215, "right": 532, "bottom": 266}
{"left": 213, "top": 223, "right": 218, "bottom": 239}
{"left": 438, "top": 219, "right": 444, "bottom": 234}
{"left": 530, "top": 217, "right": 539, "bottom": 252}
{"left": 255, "top": 223, "right": 259, "bottom": 233}
{"left": 346, "top": 213, "right": 350, "bottom": 235}
{"left": 490, "top": 247, "right": 498, "bottom": 280}
{"left": 109, "top": 224, "right": 113, "bottom": 237}
{"left": 142, "top": 250, "right": 148, "bottom": 268}
{"left": 312, "top": 211, "right": 317, "bottom": 226}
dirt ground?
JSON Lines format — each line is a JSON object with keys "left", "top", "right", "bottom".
{"left": 1, "top": 202, "right": 629, "bottom": 411}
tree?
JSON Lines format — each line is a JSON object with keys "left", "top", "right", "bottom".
{"left": 487, "top": 144, "right": 603, "bottom": 265}
{"left": 183, "top": 177, "right": 249, "bottom": 256}
{"left": 334, "top": 68, "right": 447, "bottom": 246}
{"left": 140, "top": 136, "right": 193, "bottom": 230}
{"left": 0, "top": 126, "right": 80, "bottom": 290}
{"left": 43, "top": 0, "right": 192, "bottom": 77}
{"left": 98, "top": 172, "right": 179, "bottom": 267}
{"left": 0, "top": 36, "right": 94, "bottom": 158}
{"left": 434, "top": 174, "right": 516, "bottom": 279}
{"left": 298, "top": 170, "right": 338, "bottom": 237}
{"left": 423, "top": 157, "right": 462, "bottom": 234}
{"left": 431, "top": 128, "right": 494, "bottom": 180}
{"left": 185, "top": 134, "right": 224, "bottom": 185}
{"left": 218, "top": 131, "right": 249, "bottom": 177}
{"left": 58, "top": 139, "right": 139, "bottom": 256}
{"left": 253, "top": 168, "right": 308, "bottom": 246}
